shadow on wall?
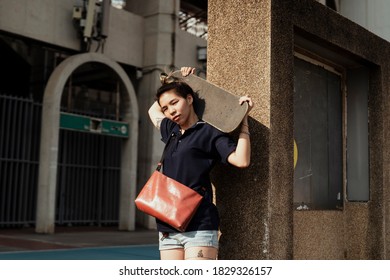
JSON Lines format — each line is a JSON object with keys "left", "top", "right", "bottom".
{"left": 212, "top": 118, "right": 270, "bottom": 260}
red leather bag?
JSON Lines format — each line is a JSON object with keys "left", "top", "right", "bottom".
{"left": 135, "top": 136, "right": 203, "bottom": 232}
{"left": 135, "top": 168, "right": 203, "bottom": 232}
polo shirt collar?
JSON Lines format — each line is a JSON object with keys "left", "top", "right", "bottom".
{"left": 172, "top": 120, "right": 206, "bottom": 136}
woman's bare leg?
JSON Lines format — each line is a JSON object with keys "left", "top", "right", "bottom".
{"left": 160, "top": 249, "right": 185, "bottom": 260}
{"left": 185, "top": 246, "right": 218, "bottom": 260}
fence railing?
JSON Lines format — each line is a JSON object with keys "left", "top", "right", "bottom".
{"left": 0, "top": 94, "right": 121, "bottom": 228}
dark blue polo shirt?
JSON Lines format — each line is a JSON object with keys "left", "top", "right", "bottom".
{"left": 156, "top": 118, "right": 237, "bottom": 233}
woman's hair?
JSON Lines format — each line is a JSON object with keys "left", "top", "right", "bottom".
{"left": 156, "top": 72, "right": 195, "bottom": 105}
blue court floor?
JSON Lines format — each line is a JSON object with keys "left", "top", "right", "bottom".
{"left": 0, "top": 226, "right": 160, "bottom": 260}
{"left": 0, "top": 244, "right": 159, "bottom": 260}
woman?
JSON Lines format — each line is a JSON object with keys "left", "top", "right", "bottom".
{"left": 148, "top": 67, "right": 253, "bottom": 260}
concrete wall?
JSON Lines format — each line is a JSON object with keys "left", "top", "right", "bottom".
{"left": 340, "top": 0, "right": 390, "bottom": 43}
{"left": 208, "top": 0, "right": 287, "bottom": 259}
{"left": 0, "top": 0, "right": 143, "bottom": 67}
{"left": 176, "top": 30, "right": 207, "bottom": 75}
{"left": 208, "top": 0, "right": 389, "bottom": 259}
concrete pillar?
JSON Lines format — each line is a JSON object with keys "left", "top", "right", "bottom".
{"left": 208, "top": 0, "right": 294, "bottom": 259}
{"left": 135, "top": 0, "right": 180, "bottom": 229}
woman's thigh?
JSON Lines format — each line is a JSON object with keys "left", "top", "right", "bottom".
{"left": 160, "top": 249, "right": 185, "bottom": 260}
{"left": 185, "top": 246, "right": 218, "bottom": 260}
{"left": 182, "top": 230, "right": 219, "bottom": 260}
{"left": 159, "top": 230, "right": 219, "bottom": 260}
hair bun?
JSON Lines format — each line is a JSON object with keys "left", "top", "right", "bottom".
{"left": 160, "top": 72, "right": 179, "bottom": 85}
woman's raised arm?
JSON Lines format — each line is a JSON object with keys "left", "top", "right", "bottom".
{"left": 148, "top": 101, "right": 165, "bottom": 129}
{"left": 227, "top": 95, "right": 254, "bottom": 168}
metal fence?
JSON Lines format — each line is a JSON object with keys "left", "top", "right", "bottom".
{"left": 56, "top": 129, "right": 121, "bottom": 226}
{"left": 0, "top": 94, "right": 121, "bottom": 228}
{"left": 0, "top": 94, "right": 41, "bottom": 227}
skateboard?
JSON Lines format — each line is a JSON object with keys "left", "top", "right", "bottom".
{"left": 172, "top": 70, "right": 248, "bottom": 133}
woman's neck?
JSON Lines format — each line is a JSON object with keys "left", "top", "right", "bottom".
{"left": 180, "top": 112, "right": 199, "bottom": 133}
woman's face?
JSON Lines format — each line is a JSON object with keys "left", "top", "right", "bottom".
{"left": 159, "top": 89, "right": 193, "bottom": 126}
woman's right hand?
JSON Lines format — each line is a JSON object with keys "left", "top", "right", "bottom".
{"left": 181, "top": 67, "right": 195, "bottom": 77}
{"left": 239, "top": 95, "right": 254, "bottom": 115}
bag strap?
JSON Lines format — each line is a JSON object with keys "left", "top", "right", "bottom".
{"left": 156, "top": 131, "right": 206, "bottom": 197}
{"left": 156, "top": 132, "right": 174, "bottom": 171}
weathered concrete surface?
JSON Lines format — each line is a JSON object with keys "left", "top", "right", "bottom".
{"left": 208, "top": 0, "right": 294, "bottom": 260}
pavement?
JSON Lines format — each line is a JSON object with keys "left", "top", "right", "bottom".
{"left": 0, "top": 226, "right": 160, "bottom": 260}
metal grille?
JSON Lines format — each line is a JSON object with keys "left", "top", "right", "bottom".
{"left": 56, "top": 129, "right": 121, "bottom": 226}
{"left": 0, "top": 94, "right": 41, "bottom": 228}
{"left": 0, "top": 94, "right": 122, "bottom": 228}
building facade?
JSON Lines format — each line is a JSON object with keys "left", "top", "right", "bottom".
{"left": 1, "top": 0, "right": 390, "bottom": 259}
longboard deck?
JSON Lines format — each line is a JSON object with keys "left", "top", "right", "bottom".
{"left": 172, "top": 70, "right": 248, "bottom": 133}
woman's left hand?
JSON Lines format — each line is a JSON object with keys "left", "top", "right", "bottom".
{"left": 239, "top": 95, "right": 254, "bottom": 114}
{"left": 181, "top": 67, "right": 195, "bottom": 77}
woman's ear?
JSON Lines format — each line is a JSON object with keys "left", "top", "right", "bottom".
{"left": 186, "top": 94, "right": 194, "bottom": 105}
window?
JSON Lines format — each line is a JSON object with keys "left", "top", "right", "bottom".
{"left": 293, "top": 55, "right": 344, "bottom": 210}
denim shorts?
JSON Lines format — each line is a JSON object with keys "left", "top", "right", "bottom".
{"left": 159, "top": 230, "right": 219, "bottom": 251}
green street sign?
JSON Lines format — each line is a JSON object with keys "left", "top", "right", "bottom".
{"left": 60, "top": 112, "right": 129, "bottom": 138}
